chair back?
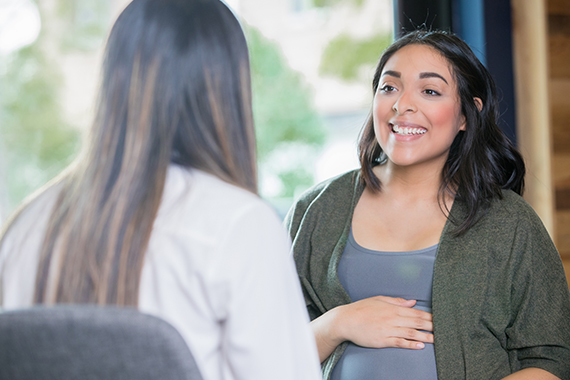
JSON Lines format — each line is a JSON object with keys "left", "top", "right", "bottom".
{"left": 0, "top": 305, "right": 203, "bottom": 380}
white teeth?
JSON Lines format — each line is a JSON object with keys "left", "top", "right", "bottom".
{"left": 391, "top": 124, "right": 426, "bottom": 135}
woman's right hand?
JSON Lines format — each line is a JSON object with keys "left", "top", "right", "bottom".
{"left": 311, "top": 295, "right": 434, "bottom": 363}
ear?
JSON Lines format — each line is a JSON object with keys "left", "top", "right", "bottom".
{"left": 460, "top": 97, "right": 483, "bottom": 131}
{"left": 459, "top": 114, "right": 467, "bottom": 131}
{"left": 474, "top": 97, "right": 483, "bottom": 111}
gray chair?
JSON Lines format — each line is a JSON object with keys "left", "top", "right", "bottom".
{"left": 0, "top": 305, "right": 203, "bottom": 380}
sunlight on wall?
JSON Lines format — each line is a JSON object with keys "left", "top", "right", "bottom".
{"left": 0, "top": 0, "right": 41, "bottom": 54}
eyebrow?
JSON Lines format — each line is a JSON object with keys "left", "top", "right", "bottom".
{"left": 381, "top": 70, "right": 449, "bottom": 85}
{"left": 419, "top": 72, "right": 449, "bottom": 84}
{"left": 382, "top": 70, "right": 400, "bottom": 78}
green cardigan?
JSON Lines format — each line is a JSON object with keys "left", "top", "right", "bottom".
{"left": 285, "top": 170, "right": 570, "bottom": 380}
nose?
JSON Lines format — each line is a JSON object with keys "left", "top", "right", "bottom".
{"left": 392, "top": 90, "right": 416, "bottom": 114}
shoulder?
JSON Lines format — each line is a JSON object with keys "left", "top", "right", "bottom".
{"left": 146, "top": 166, "right": 289, "bottom": 295}
{"left": 0, "top": 182, "right": 62, "bottom": 307}
{"left": 449, "top": 190, "right": 556, "bottom": 261}
{"left": 452, "top": 190, "right": 547, "bottom": 234}
{"left": 287, "top": 170, "right": 360, "bottom": 217}
{"left": 155, "top": 166, "right": 282, "bottom": 241}
{"left": 1, "top": 182, "right": 62, "bottom": 251}
{"left": 484, "top": 190, "right": 547, "bottom": 232}
{"left": 284, "top": 169, "right": 361, "bottom": 246}
{"left": 443, "top": 190, "right": 557, "bottom": 265}
{"left": 299, "top": 169, "right": 360, "bottom": 201}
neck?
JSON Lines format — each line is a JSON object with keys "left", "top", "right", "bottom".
{"left": 372, "top": 160, "right": 451, "bottom": 207}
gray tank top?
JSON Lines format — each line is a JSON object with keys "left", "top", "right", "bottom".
{"left": 331, "top": 229, "right": 438, "bottom": 380}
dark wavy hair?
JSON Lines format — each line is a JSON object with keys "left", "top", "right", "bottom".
{"left": 358, "top": 29, "right": 525, "bottom": 235}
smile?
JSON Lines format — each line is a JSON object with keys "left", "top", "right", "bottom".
{"left": 390, "top": 124, "right": 427, "bottom": 136}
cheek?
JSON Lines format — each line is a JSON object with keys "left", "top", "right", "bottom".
{"left": 372, "top": 97, "right": 392, "bottom": 139}
{"left": 373, "top": 95, "right": 392, "bottom": 119}
{"left": 428, "top": 103, "right": 463, "bottom": 131}
{"left": 372, "top": 112, "right": 389, "bottom": 148}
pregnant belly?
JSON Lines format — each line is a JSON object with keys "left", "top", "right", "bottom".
{"left": 330, "top": 342, "right": 437, "bottom": 380}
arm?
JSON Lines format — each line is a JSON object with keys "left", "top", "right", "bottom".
{"left": 312, "top": 295, "right": 434, "bottom": 362}
{"left": 502, "top": 199, "right": 570, "bottom": 379}
{"left": 220, "top": 202, "right": 322, "bottom": 380}
{"left": 502, "top": 368, "right": 560, "bottom": 380}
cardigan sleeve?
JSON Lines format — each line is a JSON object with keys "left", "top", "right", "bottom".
{"left": 284, "top": 190, "right": 325, "bottom": 321}
{"left": 283, "top": 191, "right": 311, "bottom": 248}
{"left": 504, "top": 205, "right": 570, "bottom": 379}
{"left": 284, "top": 171, "right": 359, "bottom": 380}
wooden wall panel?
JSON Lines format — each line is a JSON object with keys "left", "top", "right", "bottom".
{"left": 549, "top": 31, "right": 570, "bottom": 78}
{"left": 558, "top": 212, "right": 570, "bottom": 255}
{"left": 548, "top": 0, "right": 570, "bottom": 262}
{"left": 548, "top": 0, "right": 570, "bottom": 15}
{"left": 551, "top": 106, "right": 570, "bottom": 153}
{"left": 551, "top": 111, "right": 570, "bottom": 153}
{"left": 552, "top": 154, "right": 570, "bottom": 184}
{"left": 550, "top": 80, "right": 570, "bottom": 153}
{"left": 512, "top": 0, "right": 556, "bottom": 236}
{"left": 552, "top": 154, "right": 570, "bottom": 211}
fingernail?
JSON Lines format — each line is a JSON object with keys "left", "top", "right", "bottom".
{"left": 416, "top": 343, "right": 424, "bottom": 349}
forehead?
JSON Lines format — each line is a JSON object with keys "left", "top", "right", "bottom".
{"left": 382, "top": 44, "right": 455, "bottom": 83}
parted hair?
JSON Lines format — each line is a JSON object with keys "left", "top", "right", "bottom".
{"left": 358, "top": 29, "right": 525, "bottom": 235}
{"left": 0, "top": 0, "right": 257, "bottom": 305}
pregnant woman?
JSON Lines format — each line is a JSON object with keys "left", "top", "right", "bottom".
{"left": 286, "top": 29, "right": 570, "bottom": 380}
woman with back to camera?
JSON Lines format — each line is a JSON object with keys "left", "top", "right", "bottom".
{"left": 286, "top": 29, "right": 570, "bottom": 380}
{"left": 0, "top": 1, "right": 322, "bottom": 379}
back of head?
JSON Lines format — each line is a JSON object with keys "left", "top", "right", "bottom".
{"left": 12, "top": 0, "right": 257, "bottom": 305}
{"left": 98, "top": 0, "right": 256, "bottom": 193}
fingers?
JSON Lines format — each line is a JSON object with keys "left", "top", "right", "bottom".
{"left": 400, "top": 315, "right": 433, "bottom": 333}
{"left": 374, "top": 297, "right": 432, "bottom": 322}
{"left": 398, "top": 307, "right": 433, "bottom": 324}
{"left": 387, "top": 336, "right": 431, "bottom": 350}
{"left": 338, "top": 295, "right": 435, "bottom": 349}
{"left": 378, "top": 327, "right": 434, "bottom": 350}
{"left": 400, "top": 327, "right": 434, "bottom": 344}
{"left": 377, "top": 296, "right": 433, "bottom": 322}
{"left": 384, "top": 311, "right": 433, "bottom": 333}
{"left": 377, "top": 295, "right": 416, "bottom": 307}
{"left": 368, "top": 326, "right": 434, "bottom": 350}
{"left": 365, "top": 329, "right": 435, "bottom": 349}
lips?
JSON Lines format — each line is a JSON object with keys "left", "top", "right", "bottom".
{"left": 390, "top": 123, "right": 427, "bottom": 136}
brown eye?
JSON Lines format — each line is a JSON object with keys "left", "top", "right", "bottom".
{"left": 423, "top": 89, "right": 440, "bottom": 96}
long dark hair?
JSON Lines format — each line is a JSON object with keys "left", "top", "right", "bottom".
{"left": 358, "top": 29, "right": 525, "bottom": 235}
{"left": 0, "top": 0, "right": 257, "bottom": 305}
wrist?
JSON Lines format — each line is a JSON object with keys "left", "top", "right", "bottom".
{"left": 327, "top": 304, "right": 349, "bottom": 345}
{"left": 311, "top": 306, "right": 348, "bottom": 362}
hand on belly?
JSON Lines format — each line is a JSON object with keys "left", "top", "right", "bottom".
{"left": 336, "top": 295, "right": 434, "bottom": 349}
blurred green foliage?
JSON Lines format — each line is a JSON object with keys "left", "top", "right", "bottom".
{"left": 0, "top": 40, "right": 80, "bottom": 210}
{"left": 0, "top": 0, "right": 109, "bottom": 212}
{"left": 246, "top": 27, "right": 326, "bottom": 198}
{"left": 57, "top": 0, "right": 111, "bottom": 51}
{"left": 0, "top": 2, "right": 325, "bottom": 211}
{"left": 319, "top": 32, "right": 392, "bottom": 81}
{"left": 313, "top": 0, "right": 364, "bottom": 8}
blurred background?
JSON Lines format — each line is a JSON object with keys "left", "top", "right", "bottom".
{"left": 0, "top": 0, "right": 392, "bottom": 219}
{"left": 0, "top": 0, "right": 569, "bottom": 278}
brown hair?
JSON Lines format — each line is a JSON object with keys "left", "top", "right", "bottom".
{"left": 1, "top": 0, "right": 256, "bottom": 306}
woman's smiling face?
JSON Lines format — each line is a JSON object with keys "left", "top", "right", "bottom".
{"left": 373, "top": 44, "right": 465, "bottom": 171}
